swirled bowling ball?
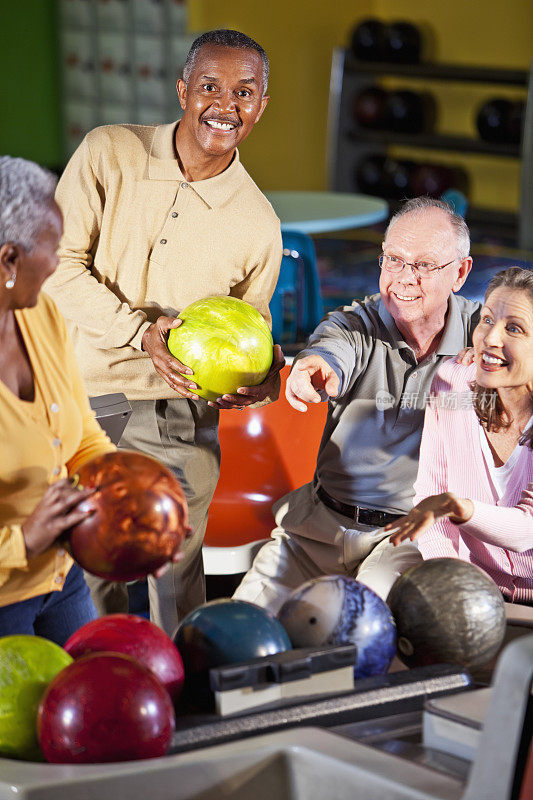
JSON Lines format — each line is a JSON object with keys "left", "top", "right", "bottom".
{"left": 37, "top": 652, "right": 175, "bottom": 763}
{"left": 67, "top": 451, "right": 188, "bottom": 582}
{"left": 167, "top": 296, "right": 273, "bottom": 402}
{"left": 278, "top": 576, "right": 397, "bottom": 679}
{"left": 0, "top": 635, "right": 73, "bottom": 761}
{"left": 174, "top": 599, "right": 291, "bottom": 705}
{"left": 387, "top": 558, "right": 506, "bottom": 669}
{"left": 64, "top": 614, "right": 185, "bottom": 704}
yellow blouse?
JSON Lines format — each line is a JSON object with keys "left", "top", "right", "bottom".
{"left": 0, "top": 293, "right": 114, "bottom": 607}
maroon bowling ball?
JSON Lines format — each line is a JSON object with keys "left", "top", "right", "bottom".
{"left": 37, "top": 652, "right": 175, "bottom": 763}
{"left": 67, "top": 451, "right": 188, "bottom": 581}
{"left": 409, "top": 162, "right": 459, "bottom": 198}
{"left": 353, "top": 86, "right": 388, "bottom": 129}
{"left": 64, "top": 614, "right": 185, "bottom": 704}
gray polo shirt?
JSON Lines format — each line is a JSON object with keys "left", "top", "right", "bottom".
{"left": 296, "top": 293, "right": 480, "bottom": 515}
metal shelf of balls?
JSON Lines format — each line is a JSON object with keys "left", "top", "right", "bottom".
{"left": 326, "top": 36, "right": 533, "bottom": 249}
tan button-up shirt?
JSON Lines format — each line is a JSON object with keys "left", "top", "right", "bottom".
{"left": 46, "top": 122, "right": 283, "bottom": 400}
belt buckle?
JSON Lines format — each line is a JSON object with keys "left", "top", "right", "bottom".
{"left": 353, "top": 505, "right": 360, "bottom": 523}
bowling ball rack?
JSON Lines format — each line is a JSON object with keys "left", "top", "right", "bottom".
{"left": 328, "top": 46, "right": 533, "bottom": 247}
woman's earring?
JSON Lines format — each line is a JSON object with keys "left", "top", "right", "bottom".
{"left": 5, "top": 272, "right": 16, "bottom": 289}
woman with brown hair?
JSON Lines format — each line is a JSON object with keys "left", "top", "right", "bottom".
{"left": 386, "top": 266, "right": 533, "bottom": 604}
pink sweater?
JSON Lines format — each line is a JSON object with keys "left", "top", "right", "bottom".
{"left": 414, "top": 360, "right": 533, "bottom": 603}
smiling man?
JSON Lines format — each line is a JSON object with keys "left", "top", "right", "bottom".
{"left": 45, "top": 30, "right": 283, "bottom": 635}
{"left": 234, "top": 197, "right": 482, "bottom": 612}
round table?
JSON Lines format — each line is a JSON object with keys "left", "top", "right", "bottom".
{"left": 265, "top": 191, "right": 388, "bottom": 234}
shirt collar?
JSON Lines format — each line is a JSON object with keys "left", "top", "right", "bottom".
{"left": 148, "top": 121, "right": 243, "bottom": 209}
{"left": 378, "top": 293, "right": 466, "bottom": 355}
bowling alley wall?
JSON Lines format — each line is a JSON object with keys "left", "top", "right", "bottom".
{"left": 2, "top": 0, "right": 533, "bottom": 223}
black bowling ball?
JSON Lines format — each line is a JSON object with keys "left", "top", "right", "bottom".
{"left": 350, "top": 19, "right": 386, "bottom": 61}
{"left": 384, "top": 21, "right": 422, "bottom": 63}
{"left": 356, "top": 155, "right": 415, "bottom": 199}
{"left": 385, "top": 90, "right": 435, "bottom": 134}
{"left": 506, "top": 100, "right": 525, "bottom": 145}
{"left": 381, "top": 158, "right": 416, "bottom": 199}
{"left": 353, "top": 86, "right": 388, "bottom": 129}
{"left": 476, "top": 98, "right": 512, "bottom": 143}
{"left": 355, "top": 154, "right": 387, "bottom": 195}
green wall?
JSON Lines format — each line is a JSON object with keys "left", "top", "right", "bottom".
{"left": 0, "top": 0, "right": 62, "bottom": 167}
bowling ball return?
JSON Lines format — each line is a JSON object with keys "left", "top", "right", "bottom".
{"left": 0, "top": 626, "right": 531, "bottom": 800}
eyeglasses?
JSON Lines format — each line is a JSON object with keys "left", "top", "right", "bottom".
{"left": 379, "top": 254, "right": 457, "bottom": 277}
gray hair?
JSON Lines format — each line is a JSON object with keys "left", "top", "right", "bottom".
{"left": 182, "top": 29, "right": 269, "bottom": 95}
{"left": 384, "top": 196, "right": 471, "bottom": 259}
{"left": 0, "top": 156, "right": 57, "bottom": 252}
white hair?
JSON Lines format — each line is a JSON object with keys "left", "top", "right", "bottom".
{"left": 385, "top": 196, "right": 471, "bottom": 259}
{"left": 0, "top": 156, "right": 57, "bottom": 252}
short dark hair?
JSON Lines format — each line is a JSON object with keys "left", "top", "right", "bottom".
{"left": 182, "top": 29, "right": 269, "bottom": 94}
{"left": 472, "top": 266, "right": 533, "bottom": 449}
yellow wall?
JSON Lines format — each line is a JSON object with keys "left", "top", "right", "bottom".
{"left": 190, "top": 0, "right": 533, "bottom": 212}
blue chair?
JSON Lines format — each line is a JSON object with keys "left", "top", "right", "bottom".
{"left": 269, "top": 230, "right": 324, "bottom": 344}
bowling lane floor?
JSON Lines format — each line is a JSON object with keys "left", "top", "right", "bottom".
{"left": 314, "top": 221, "right": 533, "bottom": 313}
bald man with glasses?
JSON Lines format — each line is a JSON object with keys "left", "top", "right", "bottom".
{"left": 234, "top": 196, "right": 481, "bottom": 612}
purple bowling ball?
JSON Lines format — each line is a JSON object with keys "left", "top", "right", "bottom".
{"left": 278, "top": 575, "right": 396, "bottom": 679}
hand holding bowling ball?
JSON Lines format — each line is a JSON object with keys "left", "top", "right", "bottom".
{"left": 64, "top": 614, "right": 185, "bottom": 704}
{"left": 37, "top": 652, "right": 175, "bottom": 763}
{"left": 167, "top": 296, "right": 274, "bottom": 404}
{"left": 66, "top": 450, "right": 189, "bottom": 582}
{"left": 278, "top": 575, "right": 397, "bottom": 679}
{"left": 387, "top": 559, "right": 506, "bottom": 669}
{"left": 20, "top": 478, "right": 96, "bottom": 559}
{"left": 0, "top": 635, "right": 73, "bottom": 761}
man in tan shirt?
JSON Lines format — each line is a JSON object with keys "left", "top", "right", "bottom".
{"left": 45, "top": 29, "right": 284, "bottom": 635}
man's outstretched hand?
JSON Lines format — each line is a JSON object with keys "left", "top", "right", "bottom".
{"left": 285, "top": 355, "right": 339, "bottom": 412}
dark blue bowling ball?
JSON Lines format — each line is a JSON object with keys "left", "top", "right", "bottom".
{"left": 174, "top": 599, "right": 291, "bottom": 704}
{"left": 278, "top": 576, "right": 396, "bottom": 679}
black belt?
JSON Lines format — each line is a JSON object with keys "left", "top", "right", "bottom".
{"left": 316, "top": 484, "right": 402, "bottom": 527}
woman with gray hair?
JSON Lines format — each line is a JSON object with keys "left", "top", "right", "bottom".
{"left": 0, "top": 155, "right": 116, "bottom": 644}
{"left": 386, "top": 266, "right": 533, "bottom": 604}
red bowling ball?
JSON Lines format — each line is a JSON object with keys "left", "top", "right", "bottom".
{"left": 64, "top": 614, "right": 185, "bottom": 704}
{"left": 37, "top": 653, "right": 175, "bottom": 763}
{"left": 67, "top": 450, "right": 189, "bottom": 581}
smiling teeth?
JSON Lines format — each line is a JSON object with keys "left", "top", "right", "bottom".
{"left": 206, "top": 120, "right": 235, "bottom": 130}
{"left": 395, "top": 294, "right": 417, "bottom": 301}
{"left": 482, "top": 353, "right": 506, "bottom": 365}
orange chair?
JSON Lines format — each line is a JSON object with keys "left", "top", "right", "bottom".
{"left": 203, "top": 363, "right": 328, "bottom": 575}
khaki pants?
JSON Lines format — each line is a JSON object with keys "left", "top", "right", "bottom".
{"left": 234, "top": 482, "right": 422, "bottom": 614}
{"left": 86, "top": 398, "right": 220, "bottom": 637}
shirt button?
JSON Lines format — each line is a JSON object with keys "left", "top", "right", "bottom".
{"left": 412, "top": 372, "right": 418, "bottom": 379}
{"left": 55, "top": 576, "right": 63, "bottom": 585}
{"left": 160, "top": 239, "right": 167, "bottom": 245}
{"left": 50, "top": 402, "right": 59, "bottom": 413}
{"left": 52, "top": 467, "right": 61, "bottom": 476}
{"left": 57, "top": 548, "right": 66, "bottom": 557}
{"left": 181, "top": 182, "right": 188, "bottom": 189}
{"left": 171, "top": 212, "right": 178, "bottom": 218}
{"left": 52, "top": 438, "right": 61, "bottom": 447}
